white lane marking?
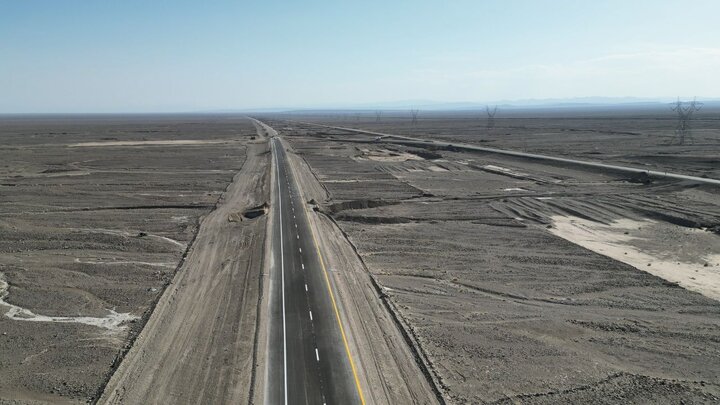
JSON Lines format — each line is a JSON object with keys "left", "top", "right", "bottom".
{"left": 293, "top": 215, "right": 296, "bottom": 219}
{"left": 298, "top": 248, "right": 302, "bottom": 253}
{"left": 295, "top": 223, "right": 297, "bottom": 228}
{"left": 301, "top": 263, "right": 305, "bottom": 270}
{"left": 296, "top": 234, "right": 299, "bottom": 240}
{"left": 305, "top": 283, "right": 308, "bottom": 291}
{"left": 309, "top": 310, "right": 313, "bottom": 321}
{"left": 273, "top": 140, "right": 289, "bottom": 405}
{"left": 315, "top": 348, "right": 320, "bottom": 362}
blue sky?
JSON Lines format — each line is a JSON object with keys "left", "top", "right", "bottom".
{"left": 1, "top": 0, "right": 719, "bottom": 112}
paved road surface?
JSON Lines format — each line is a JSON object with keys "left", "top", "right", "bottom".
{"left": 293, "top": 121, "right": 720, "bottom": 186}
{"left": 265, "top": 135, "right": 364, "bottom": 405}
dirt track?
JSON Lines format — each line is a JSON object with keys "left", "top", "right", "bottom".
{"left": 0, "top": 116, "right": 254, "bottom": 403}
{"left": 99, "top": 135, "right": 269, "bottom": 403}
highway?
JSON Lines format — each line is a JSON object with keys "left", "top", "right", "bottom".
{"left": 292, "top": 121, "right": 720, "bottom": 186}
{"left": 265, "top": 134, "right": 364, "bottom": 405}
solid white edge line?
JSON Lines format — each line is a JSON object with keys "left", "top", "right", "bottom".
{"left": 274, "top": 139, "right": 289, "bottom": 405}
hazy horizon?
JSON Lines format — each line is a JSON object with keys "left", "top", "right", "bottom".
{"left": 2, "top": 0, "right": 719, "bottom": 113}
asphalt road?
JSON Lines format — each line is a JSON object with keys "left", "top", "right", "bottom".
{"left": 292, "top": 120, "right": 720, "bottom": 186}
{"left": 265, "top": 136, "right": 364, "bottom": 405}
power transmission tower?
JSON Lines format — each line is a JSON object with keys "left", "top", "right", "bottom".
{"left": 410, "top": 108, "right": 419, "bottom": 125}
{"left": 670, "top": 97, "right": 703, "bottom": 145}
{"left": 486, "top": 105, "right": 498, "bottom": 129}
{"left": 375, "top": 110, "right": 382, "bottom": 122}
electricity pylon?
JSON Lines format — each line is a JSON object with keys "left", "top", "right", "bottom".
{"left": 486, "top": 106, "right": 497, "bottom": 129}
{"left": 410, "top": 108, "right": 419, "bottom": 125}
{"left": 670, "top": 97, "right": 703, "bottom": 145}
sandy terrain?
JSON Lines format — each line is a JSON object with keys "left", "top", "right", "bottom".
{"left": 99, "top": 134, "right": 269, "bottom": 404}
{"left": 551, "top": 216, "right": 720, "bottom": 300}
{"left": 0, "top": 116, "right": 254, "bottom": 403}
{"left": 263, "top": 115, "right": 720, "bottom": 404}
{"left": 2, "top": 112, "right": 719, "bottom": 404}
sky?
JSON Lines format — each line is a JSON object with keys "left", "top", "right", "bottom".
{"left": 1, "top": 0, "right": 719, "bottom": 113}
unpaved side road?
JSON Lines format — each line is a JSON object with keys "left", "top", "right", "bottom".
{"left": 98, "top": 137, "right": 270, "bottom": 404}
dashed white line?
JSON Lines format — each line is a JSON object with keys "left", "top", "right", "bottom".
{"left": 301, "top": 263, "right": 305, "bottom": 270}
{"left": 298, "top": 247, "right": 302, "bottom": 253}
{"left": 305, "top": 283, "right": 308, "bottom": 291}
{"left": 273, "top": 140, "right": 289, "bottom": 405}
{"left": 309, "top": 310, "right": 313, "bottom": 321}
{"left": 315, "top": 348, "right": 320, "bottom": 362}
{"left": 296, "top": 234, "right": 299, "bottom": 240}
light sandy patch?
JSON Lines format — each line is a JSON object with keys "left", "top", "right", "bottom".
{"left": 74, "top": 258, "right": 175, "bottom": 268}
{"left": 76, "top": 228, "right": 186, "bottom": 249}
{"left": 428, "top": 165, "right": 448, "bottom": 172}
{"left": 481, "top": 164, "right": 529, "bottom": 179}
{"left": 353, "top": 148, "right": 424, "bottom": 162}
{"left": 0, "top": 273, "right": 137, "bottom": 332}
{"left": 550, "top": 215, "right": 720, "bottom": 301}
{"left": 68, "top": 139, "right": 232, "bottom": 147}
{"left": 322, "top": 179, "right": 374, "bottom": 183}
{"left": 504, "top": 187, "right": 528, "bottom": 192}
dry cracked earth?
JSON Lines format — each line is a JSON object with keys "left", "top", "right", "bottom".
{"left": 1, "top": 111, "right": 720, "bottom": 404}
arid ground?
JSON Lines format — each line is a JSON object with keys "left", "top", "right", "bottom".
{"left": 1, "top": 110, "right": 719, "bottom": 404}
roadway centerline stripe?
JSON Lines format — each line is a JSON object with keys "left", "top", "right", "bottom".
{"left": 273, "top": 139, "right": 289, "bottom": 405}
{"left": 301, "top": 263, "right": 305, "bottom": 270}
{"left": 305, "top": 283, "right": 308, "bottom": 291}
{"left": 309, "top": 310, "right": 313, "bottom": 321}
{"left": 298, "top": 248, "right": 302, "bottom": 253}
{"left": 302, "top": 184, "right": 367, "bottom": 405}
{"left": 277, "top": 134, "right": 366, "bottom": 404}
{"left": 296, "top": 234, "right": 299, "bottom": 240}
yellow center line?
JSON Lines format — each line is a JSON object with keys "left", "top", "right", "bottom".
{"left": 295, "top": 159, "right": 367, "bottom": 405}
